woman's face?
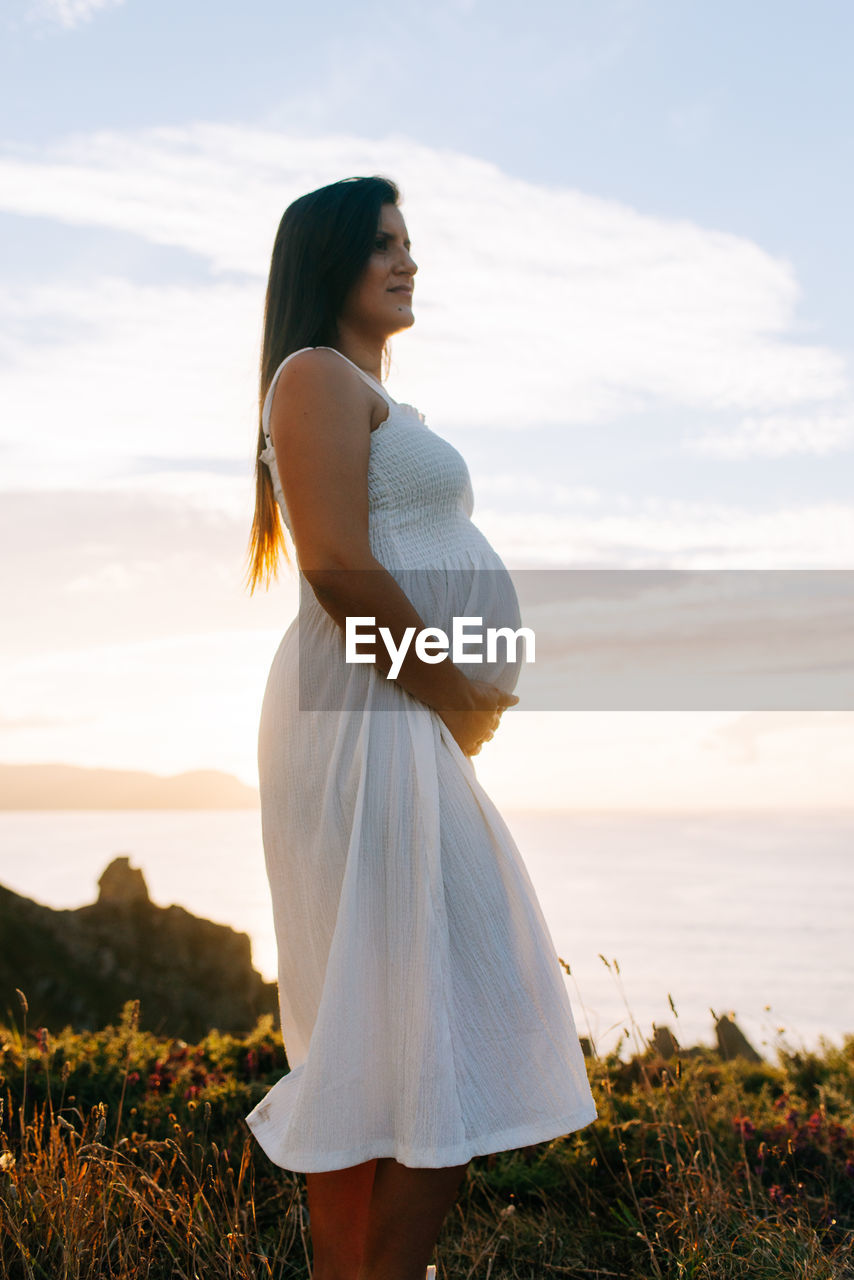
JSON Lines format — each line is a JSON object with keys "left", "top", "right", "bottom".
{"left": 338, "top": 203, "right": 418, "bottom": 341}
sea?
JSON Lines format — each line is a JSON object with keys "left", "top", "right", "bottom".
{"left": 1, "top": 808, "right": 851, "bottom": 1060}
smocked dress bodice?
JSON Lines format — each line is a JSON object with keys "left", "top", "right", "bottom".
{"left": 258, "top": 345, "right": 523, "bottom": 694}
{"left": 260, "top": 347, "right": 505, "bottom": 570}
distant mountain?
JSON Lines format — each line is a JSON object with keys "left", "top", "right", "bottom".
{"left": 0, "top": 763, "right": 260, "bottom": 810}
{"left": 0, "top": 856, "right": 278, "bottom": 1038}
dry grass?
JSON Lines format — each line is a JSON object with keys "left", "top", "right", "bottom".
{"left": 1, "top": 965, "right": 853, "bottom": 1279}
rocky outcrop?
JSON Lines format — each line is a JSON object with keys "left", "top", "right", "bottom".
{"left": 0, "top": 858, "right": 278, "bottom": 1039}
{"left": 650, "top": 1024, "right": 681, "bottom": 1059}
{"left": 715, "top": 1013, "right": 763, "bottom": 1063}
{"left": 580, "top": 1016, "right": 765, "bottom": 1084}
{"left": 649, "top": 1017, "right": 763, "bottom": 1062}
{"left": 97, "top": 855, "right": 150, "bottom": 906}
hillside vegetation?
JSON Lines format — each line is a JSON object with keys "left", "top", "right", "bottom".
{"left": 1, "top": 986, "right": 852, "bottom": 1279}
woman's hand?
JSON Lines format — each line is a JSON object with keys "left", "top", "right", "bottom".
{"left": 438, "top": 678, "right": 519, "bottom": 757}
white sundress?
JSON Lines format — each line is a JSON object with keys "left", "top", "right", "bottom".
{"left": 245, "top": 345, "right": 598, "bottom": 1172}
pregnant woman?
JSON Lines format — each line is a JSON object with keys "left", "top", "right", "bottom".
{"left": 244, "top": 175, "right": 597, "bottom": 1280}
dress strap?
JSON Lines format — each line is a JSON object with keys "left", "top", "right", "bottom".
{"left": 262, "top": 345, "right": 393, "bottom": 440}
{"left": 313, "top": 346, "right": 394, "bottom": 405}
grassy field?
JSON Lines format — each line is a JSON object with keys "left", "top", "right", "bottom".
{"left": 1, "top": 971, "right": 852, "bottom": 1279}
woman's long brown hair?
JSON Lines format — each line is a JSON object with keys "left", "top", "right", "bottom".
{"left": 243, "top": 175, "right": 400, "bottom": 594}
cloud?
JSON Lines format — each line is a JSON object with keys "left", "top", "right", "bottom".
{"left": 0, "top": 124, "right": 850, "bottom": 450}
{"left": 688, "top": 408, "right": 854, "bottom": 458}
{"left": 474, "top": 496, "right": 854, "bottom": 569}
{"left": 0, "top": 485, "right": 294, "bottom": 779}
{"left": 504, "top": 569, "right": 854, "bottom": 713}
{"left": 0, "top": 488, "right": 296, "bottom": 663}
{"left": 25, "top": 0, "right": 125, "bottom": 31}
{"left": 702, "top": 710, "right": 854, "bottom": 767}
{"left": 0, "top": 274, "right": 263, "bottom": 471}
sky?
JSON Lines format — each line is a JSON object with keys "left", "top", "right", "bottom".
{"left": 1, "top": 0, "right": 853, "bottom": 809}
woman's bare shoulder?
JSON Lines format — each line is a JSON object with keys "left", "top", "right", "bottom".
{"left": 275, "top": 346, "right": 360, "bottom": 392}
{"left": 271, "top": 347, "right": 368, "bottom": 417}
{"left": 271, "top": 347, "right": 385, "bottom": 443}
{"left": 268, "top": 349, "right": 378, "bottom": 467}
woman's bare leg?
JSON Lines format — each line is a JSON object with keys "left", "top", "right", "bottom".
{"left": 305, "top": 1155, "right": 469, "bottom": 1280}
{"left": 305, "top": 1159, "right": 379, "bottom": 1280}
{"left": 357, "top": 1157, "right": 470, "bottom": 1280}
